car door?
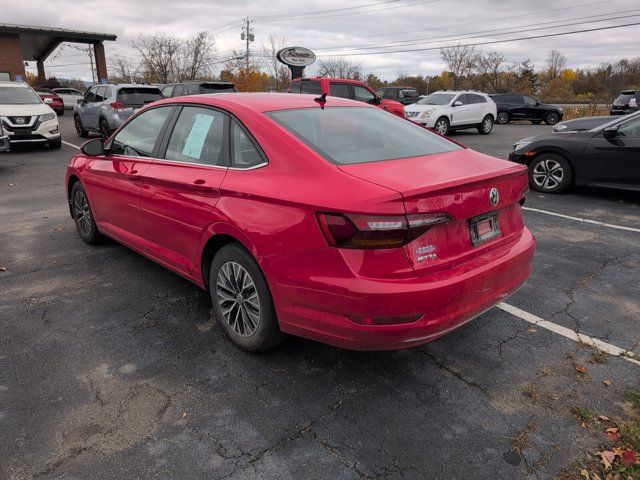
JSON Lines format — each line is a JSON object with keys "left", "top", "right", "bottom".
{"left": 140, "top": 105, "right": 229, "bottom": 276}
{"left": 87, "top": 86, "right": 107, "bottom": 130}
{"left": 583, "top": 115, "right": 640, "bottom": 187}
{"left": 523, "top": 95, "right": 541, "bottom": 121}
{"left": 509, "top": 95, "right": 528, "bottom": 120}
{"left": 466, "top": 94, "right": 486, "bottom": 123}
{"left": 329, "top": 82, "right": 351, "bottom": 99}
{"left": 77, "top": 87, "right": 97, "bottom": 127}
{"left": 83, "top": 106, "right": 175, "bottom": 249}
{"left": 450, "top": 94, "right": 472, "bottom": 125}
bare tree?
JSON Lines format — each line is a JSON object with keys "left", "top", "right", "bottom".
{"left": 317, "top": 58, "right": 362, "bottom": 79}
{"left": 131, "top": 33, "right": 183, "bottom": 83}
{"left": 262, "top": 34, "right": 288, "bottom": 91}
{"left": 440, "top": 44, "right": 477, "bottom": 89}
{"left": 109, "top": 55, "right": 138, "bottom": 83}
{"left": 177, "top": 31, "right": 216, "bottom": 81}
{"left": 475, "top": 50, "right": 506, "bottom": 92}
{"left": 546, "top": 50, "right": 567, "bottom": 80}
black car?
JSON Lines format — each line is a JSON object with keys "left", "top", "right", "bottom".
{"left": 509, "top": 111, "right": 640, "bottom": 193}
{"left": 610, "top": 90, "right": 639, "bottom": 115}
{"left": 552, "top": 115, "right": 613, "bottom": 133}
{"left": 161, "top": 81, "right": 236, "bottom": 97}
{"left": 491, "top": 93, "right": 563, "bottom": 125}
{"left": 375, "top": 86, "right": 420, "bottom": 105}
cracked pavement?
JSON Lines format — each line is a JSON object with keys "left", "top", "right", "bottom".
{"left": 1, "top": 119, "right": 639, "bottom": 479}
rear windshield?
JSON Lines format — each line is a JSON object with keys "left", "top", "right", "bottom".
{"left": 417, "top": 93, "right": 454, "bottom": 105}
{"left": 613, "top": 93, "right": 634, "bottom": 106}
{"left": 201, "top": 84, "right": 236, "bottom": 94}
{"left": 117, "top": 87, "right": 163, "bottom": 106}
{"left": 268, "top": 106, "right": 461, "bottom": 165}
{"left": 0, "top": 86, "right": 41, "bottom": 105}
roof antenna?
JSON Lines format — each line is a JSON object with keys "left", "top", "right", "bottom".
{"left": 314, "top": 92, "right": 327, "bottom": 109}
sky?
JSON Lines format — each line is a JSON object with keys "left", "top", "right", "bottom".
{"left": 2, "top": 0, "right": 640, "bottom": 82}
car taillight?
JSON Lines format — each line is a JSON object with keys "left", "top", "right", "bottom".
{"left": 110, "top": 101, "right": 126, "bottom": 111}
{"left": 317, "top": 212, "right": 451, "bottom": 249}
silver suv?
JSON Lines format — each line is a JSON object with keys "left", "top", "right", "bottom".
{"left": 73, "top": 84, "right": 163, "bottom": 139}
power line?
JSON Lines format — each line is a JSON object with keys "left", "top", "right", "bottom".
{"left": 255, "top": 0, "right": 404, "bottom": 20}
{"left": 316, "top": 20, "right": 640, "bottom": 56}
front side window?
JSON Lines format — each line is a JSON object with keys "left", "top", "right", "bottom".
{"left": 618, "top": 116, "right": 640, "bottom": 138}
{"left": 329, "top": 83, "right": 351, "bottom": 99}
{"left": 0, "top": 87, "right": 42, "bottom": 105}
{"left": 353, "top": 85, "right": 375, "bottom": 103}
{"left": 467, "top": 94, "right": 487, "bottom": 104}
{"left": 382, "top": 89, "right": 395, "bottom": 99}
{"left": 110, "top": 107, "right": 172, "bottom": 157}
{"left": 417, "top": 93, "right": 454, "bottom": 105}
{"left": 185, "top": 84, "right": 201, "bottom": 95}
{"left": 164, "top": 106, "right": 226, "bottom": 166}
{"left": 269, "top": 106, "right": 461, "bottom": 165}
{"left": 161, "top": 86, "right": 174, "bottom": 97}
{"left": 94, "top": 86, "right": 107, "bottom": 103}
{"left": 231, "top": 120, "right": 264, "bottom": 168}
{"left": 455, "top": 95, "right": 469, "bottom": 105}
{"left": 84, "top": 87, "right": 97, "bottom": 103}
{"left": 524, "top": 96, "right": 537, "bottom": 107}
{"left": 300, "top": 81, "right": 322, "bottom": 95}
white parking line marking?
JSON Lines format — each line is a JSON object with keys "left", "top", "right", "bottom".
{"left": 62, "top": 140, "right": 80, "bottom": 150}
{"left": 523, "top": 206, "right": 640, "bottom": 233}
{"left": 498, "top": 302, "right": 640, "bottom": 367}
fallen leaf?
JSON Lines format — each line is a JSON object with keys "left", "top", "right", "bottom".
{"left": 0, "top": 266, "right": 6, "bottom": 272}
{"left": 581, "top": 421, "right": 588, "bottom": 429}
{"left": 8, "top": 183, "right": 16, "bottom": 187}
{"left": 621, "top": 449, "right": 637, "bottom": 466}
{"left": 53, "top": 227, "right": 63, "bottom": 231}
{"left": 598, "top": 415, "right": 610, "bottom": 422}
{"left": 597, "top": 450, "right": 615, "bottom": 470}
{"left": 528, "top": 328, "right": 537, "bottom": 333}
{"left": 181, "top": 412, "right": 187, "bottom": 419}
{"left": 580, "top": 469, "right": 590, "bottom": 479}
{"left": 603, "top": 380, "right": 612, "bottom": 386}
{"left": 606, "top": 428, "right": 620, "bottom": 442}
{"left": 575, "top": 364, "right": 589, "bottom": 374}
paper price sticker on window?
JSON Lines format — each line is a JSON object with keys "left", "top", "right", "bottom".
{"left": 183, "top": 114, "right": 214, "bottom": 159}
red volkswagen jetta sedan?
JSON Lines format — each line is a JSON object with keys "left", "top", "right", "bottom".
{"left": 66, "top": 93, "right": 535, "bottom": 352}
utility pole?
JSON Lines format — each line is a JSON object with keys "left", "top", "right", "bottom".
{"left": 241, "top": 18, "right": 254, "bottom": 72}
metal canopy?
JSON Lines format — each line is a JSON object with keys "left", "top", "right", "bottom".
{"left": 0, "top": 24, "right": 117, "bottom": 61}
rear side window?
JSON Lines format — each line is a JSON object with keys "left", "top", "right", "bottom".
{"left": 185, "top": 84, "right": 201, "bottom": 95}
{"left": 268, "top": 106, "right": 461, "bottom": 165}
{"left": 161, "top": 85, "right": 174, "bottom": 97}
{"left": 110, "top": 107, "right": 172, "bottom": 157}
{"left": 117, "top": 87, "right": 163, "bottom": 106}
{"left": 329, "top": 83, "right": 350, "bottom": 99}
{"left": 300, "top": 81, "right": 322, "bottom": 95}
{"left": 164, "top": 106, "right": 226, "bottom": 166}
{"left": 508, "top": 95, "right": 524, "bottom": 104}
{"left": 289, "top": 81, "right": 301, "bottom": 93}
{"left": 467, "top": 94, "right": 487, "bottom": 104}
{"left": 231, "top": 120, "right": 265, "bottom": 168}
{"left": 173, "top": 85, "right": 185, "bottom": 96}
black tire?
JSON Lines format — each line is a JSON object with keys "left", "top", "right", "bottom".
{"left": 74, "top": 115, "right": 88, "bottom": 138}
{"left": 100, "top": 119, "right": 111, "bottom": 141}
{"left": 70, "top": 182, "right": 102, "bottom": 244}
{"left": 209, "top": 244, "right": 285, "bottom": 352}
{"left": 496, "top": 110, "right": 510, "bottom": 124}
{"left": 528, "top": 153, "right": 574, "bottom": 194}
{"left": 477, "top": 115, "right": 494, "bottom": 135}
{"left": 49, "top": 137, "right": 62, "bottom": 149}
{"left": 545, "top": 112, "right": 560, "bottom": 125}
{"left": 433, "top": 117, "right": 449, "bottom": 136}
{"left": 58, "top": 110, "right": 65, "bottom": 117}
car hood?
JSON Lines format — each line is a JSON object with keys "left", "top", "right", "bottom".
{"left": 404, "top": 104, "right": 444, "bottom": 112}
{"left": 0, "top": 103, "right": 52, "bottom": 116}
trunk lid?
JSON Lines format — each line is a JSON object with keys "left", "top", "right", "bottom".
{"left": 338, "top": 149, "right": 529, "bottom": 274}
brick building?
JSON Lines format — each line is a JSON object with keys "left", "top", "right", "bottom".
{"left": 0, "top": 24, "right": 116, "bottom": 83}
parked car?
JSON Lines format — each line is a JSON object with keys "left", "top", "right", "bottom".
{"left": 552, "top": 115, "right": 613, "bottom": 133}
{"left": 161, "top": 81, "right": 237, "bottom": 97}
{"left": 610, "top": 90, "right": 640, "bottom": 115}
{"left": 375, "top": 86, "right": 421, "bottom": 105}
{"left": 491, "top": 93, "right": 563, "bottom": 125}
{"left": 34, "top": 87, "right": 64, "bottom": 115}
{"left": 51, "top": 87, "right": 85, "bottom": 110}
{"left": 66, "top": 93, "right": 535, "bottom": 352}
{"left": 0, "top": 81, "right": 61, "bottom": 149}
{"left": 288, "top": 77, "right": 405, "bottom": 117}
{"left": 509, "top": 111, "right": 640, "bottom": 193}
{"left": 404, "top": 90, "right": 496, "bottom": 135}
{"left": 73, "top": 84, "right": 164, "bottom": 139}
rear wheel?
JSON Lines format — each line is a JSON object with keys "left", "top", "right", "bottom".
{"left": 545, "top": 112, "right": 560, "bottom": 125}
{"left": 529, "top": 153, "right": 573, "bottom": 193}
{"left": 496, "top": 111, "right": 510, "bottom": 124}
{"left": 209, "top": 244, "right": 285, "bottom": 352}
{"left": 71, "top": 182, "right": 102, "bottom": 244}
{"left": 434, "top": 117, "right": 449, "bottom": 135}
{"left": 477, "top": 115, "right": 493, "bottom": 135}
{"left": 74, "top": 115, "right": 88, "bottom": 138}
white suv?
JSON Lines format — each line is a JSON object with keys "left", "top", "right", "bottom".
{"left": 405, "top": 90, "right": 496, "bottom": 135}
{"left": 0, "top": 81, "right": 61, "bottom": 149}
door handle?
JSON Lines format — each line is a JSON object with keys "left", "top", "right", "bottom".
{"left": 127, "top": 170, "right": 141, "bottom": 181}
{"left": 192, "top": 179, "right": 213, "bottom": 194}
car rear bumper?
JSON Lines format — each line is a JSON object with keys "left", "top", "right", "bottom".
{"left": 266, "top": 227, "right": 536, "bottom": 350}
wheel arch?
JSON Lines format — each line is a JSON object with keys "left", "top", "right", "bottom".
{"left": 67, "top": 174, "right": 80, "bottom": 217}
{"left": 530, "top": 149, "right": 576, "bottom": 186}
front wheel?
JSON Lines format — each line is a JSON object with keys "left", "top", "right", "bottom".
{"left": 209, "top": 244, "right": 285, "bottom": 352}
{"left": 496, "top": 111, "right": 510, "bottom": 124}
{"left": 433, "top": 117, "right": 449, "bottom": 135}
{"left": 71, "top": 182, "right": 102, "bottom": 244}
{"left": 529, "top": 153, "right": 573, "bottom": 193}
{"left": 100, "top": 119, "right": 111, "bottom": 141}
{"left": 477, "top": 115, "right": 494, "bottom": 135}
{"left": 545, "top": 112, "right": 560, "bottom": 125}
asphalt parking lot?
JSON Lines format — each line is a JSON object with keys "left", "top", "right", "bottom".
{"left": 1, "top": 117, "right": 639, "bottom": 479}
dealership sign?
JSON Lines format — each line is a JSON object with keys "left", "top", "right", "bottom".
{"left": 276, "top": 47, "right": 316, "bottom": 67}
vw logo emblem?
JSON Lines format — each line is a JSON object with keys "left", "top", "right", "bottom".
{"left": 16, "top": 117, "right": 25, "bottom": 124}
{"left": 489, "top": 188, "right": 499, "bottom": 206}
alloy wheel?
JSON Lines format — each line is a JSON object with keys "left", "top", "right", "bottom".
{"left": 497, "top": 112, "right": 509, "bottom": 124}
{"left": 73, "top": 189, "right": 92, "bottom": 237}
{"left": 216, "top": 261, "right": 260, "bottom": 337}
{"left": 546, "top": 113, "right": 559, "bottom": 125}
{"left": 482, "top": 117, "right": 493, "bottom": 133}
{"left": 532, "top": 159, "right": 564, "bottom": 190}
{"left": 435, "top": 119, "right": 448, "bottom": 135}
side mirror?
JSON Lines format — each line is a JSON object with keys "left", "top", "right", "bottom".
{"left": 76, "top": 98, "right": 84, "bottom": 104}
{"left": 370, "top": 95, "right": 381, "bottom": 105}
{"left": 453, "top": 100, "right": 463, "bottom": 107}
{"left": 80, "top": 138, "right": 104, "bottom": 156}
{"left": 603, "top": 126, "right": 619, "bottom": 138}
{"left": 44, "top": 98, "right": 53, "bottom": 105}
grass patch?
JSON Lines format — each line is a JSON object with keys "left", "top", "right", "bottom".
{"left": 571, "top": 406, "right": 597, "bottom": 427}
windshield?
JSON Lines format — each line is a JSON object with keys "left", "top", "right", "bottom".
{"left": 116, "top": 88, "right": 163, "bottom": 106}
{"left": 268, "top": 106, "right": 461, "bottom": 165}
{"left": 590, "top": 111, "right": 640, "bottom": 132}
{"left": 417, "top": 93, "right": 454, "bottom": 105}
{"left": 0, "top": 87, "right": 42, "bottom": 105}
{"left": 613, "top": 93, "right": 634, "bottom": 106}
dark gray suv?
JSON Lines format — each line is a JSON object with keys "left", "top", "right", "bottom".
{"left": 161, "top": 81, "right": 236, "bottom": 97}
{"left": 73, "top": 84, "right": 164, "bottom": 139}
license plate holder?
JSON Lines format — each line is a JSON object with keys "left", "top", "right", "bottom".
{"left": 469, "top": 211, "right": 501, "bottom": 246}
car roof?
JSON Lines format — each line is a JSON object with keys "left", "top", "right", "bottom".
{"left": 292, "top": 77, "right": 367, "bottom": 85}
{"left": 166, "top": 81, "right": 234, "bottom": 86}
{"left": 153, "top": 92, "right": 372, "bottom": 113}
{"left": 620, "top": 90, "right": 637, "bottom": 94}
{"left": 431, "top": 89, "right": 488, "bottom": 94}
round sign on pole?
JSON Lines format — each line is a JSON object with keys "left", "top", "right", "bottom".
{"left": 276, "top": 47, "right": 316, "bottom": 67}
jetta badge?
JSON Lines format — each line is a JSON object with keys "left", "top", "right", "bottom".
{"left": 489, "top": 188, "right": 499, "bottom": 206}
{"left": 16, "top": 117, "right": 25, "bottom": 124}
